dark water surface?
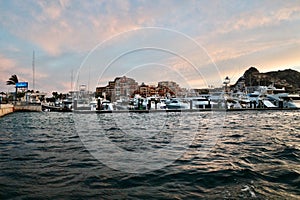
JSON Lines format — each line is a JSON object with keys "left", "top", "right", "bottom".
{"left": 0, "top": 111, "right": 299, "bottom": 199}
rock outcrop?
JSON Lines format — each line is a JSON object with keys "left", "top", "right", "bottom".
{"left": 233, "top": 67, "right": 300, "bottom": 93}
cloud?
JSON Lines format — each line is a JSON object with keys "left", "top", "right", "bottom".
{"left": 1, "top": 1, "right": 134, "bottom": 56}
{"left": 1, "top": 1, "right": 300, "bottom": 93}
{"left": 218, "top": 4, "right": 300, "bottom": 34}
{"left": 0, "top": 54, "right": 16, "bottom": 69}
{"left": 38, "top": 2, "right": 63, "bottom": 20}
{"left": 196, "top": 2, "right": 300, "bottom": 74}
{"left": 1, "top": 1, "right": 202, "bottom": 57}
{"left": 0, "top": 53, "right": 48, "bottom": 92}
{"left": 0, "top": 55, "right": 17, "bottom": 90}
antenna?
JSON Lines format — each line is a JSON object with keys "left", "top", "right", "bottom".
{"left": 32, "top": 50, "right": 35, "bottom": 91}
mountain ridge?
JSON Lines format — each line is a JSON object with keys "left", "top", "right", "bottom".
{"left": 233, "top": 67, "right": 300, "bottom": 93}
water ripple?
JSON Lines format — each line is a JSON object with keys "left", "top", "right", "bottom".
{"left": 0, "top": 111, "right": 299, "bottom": 199}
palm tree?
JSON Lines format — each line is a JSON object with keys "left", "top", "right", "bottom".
{"left": 6, "top": 74, "right": 19, "bottom": 85}
{"left": 0, "top": 91, "right": 6, "bottom": 104}
{"left": 6, "top": 74, "right": 19, "bottom": 103}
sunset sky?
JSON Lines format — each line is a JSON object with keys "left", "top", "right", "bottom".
{"left": 1, "top": 0, "right": 300, "bottom": 94}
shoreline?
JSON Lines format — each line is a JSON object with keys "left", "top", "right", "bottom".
{"left": 0, "top": 104, "right": 14, "bottom": 117}
{"left": 0, "top": 104, "right": 42, "bottom": 117}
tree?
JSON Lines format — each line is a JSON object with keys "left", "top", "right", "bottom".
{"left": 6, "top": 74, "right": 19, "bottom": 103}
{"left": 52, "top": 92, "right": 58, "bottom": 99}
{"left": 6, "top": 74, "right": 19, "bottom": 85}
{"left": 16, "top": 92, "right": 25, "bottom": 101}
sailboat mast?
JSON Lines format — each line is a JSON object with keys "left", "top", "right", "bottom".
{"left": 71, "top": 69, "right": 73, "bottom": 92}
{"left": 32, "top": 50, "right": 35, "bottom": 91}
{"left": 88, "top": 66, "right": 90, "bottom": 93}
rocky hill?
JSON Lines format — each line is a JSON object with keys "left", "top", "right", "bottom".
{"left": 233, "top": 67, "right": 300, "bottom": 93}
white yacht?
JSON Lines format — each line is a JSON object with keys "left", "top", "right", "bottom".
{"left": 89, "top": 100, "right": 97, "bottom": 111}
{"left": 191, "top": 96, "right": 214, "bottom": 109}
{"left": 262, "top": 85, "right": 300, "bottom": 108}
{"left": 285, "top": 94, "right": 300, "bottom": 108}
{"left": 272, "top": 94, "right": 300, "bottom": 108}
{"left": 158, "top": 99, "right": 167, "bottom": 109}
{"left": 248, "top": 88, "right": 277, "bottom": 108}
{"left": 166, "top": 99, "right": 189, "bottom": 109}
{"left": 101, "top": 99, "right": 114, "bottom": 111}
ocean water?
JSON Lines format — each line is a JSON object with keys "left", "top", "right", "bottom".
{"left": 0, "top": 110, "right": 299, "bottom": 199}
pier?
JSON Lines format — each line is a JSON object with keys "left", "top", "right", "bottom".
{"left": 0, "top": 103, "right": 42, "bottom": 117}
{"left": 0, "top": 104, "right": 14, "bottom": 117}
{"left": 72, "top": 107, "right": 300, "bottom": 114}
{"left": 14, "top": 103, "right": 42, "bottom": 112}
{"left": 1, "top": 103, "right": 299, "bottom": 117}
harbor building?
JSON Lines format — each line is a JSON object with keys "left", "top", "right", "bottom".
{"left": 96, "top": 78, "right": 185, "bottom": 100}
{"left": 96, "top": 76, "right": 138, "bottom": 102}
{"left": 157, "top": 81, "right": 182, "bottom": 97}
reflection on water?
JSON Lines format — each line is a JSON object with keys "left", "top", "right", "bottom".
{"left": 0, "top": 111, "right": 299, "bottom": 199}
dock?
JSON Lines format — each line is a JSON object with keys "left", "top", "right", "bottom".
{"left": 0, "top": 103, "right": 42, "bottom": 117}
{"left": 72, "top": 107, "right": 300, "bottom": 114}
{"left": 0, "top": 104, "right": 14, "bottom": 117}
{"left": 14, "top": 102, "right": 42, "bottom": 112}
{"left": 1, "top": 104, "right": 299, "bottom": 117}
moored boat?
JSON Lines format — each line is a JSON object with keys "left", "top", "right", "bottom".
{"left": 166, "top": 99, "right": 189, "bottom": 109}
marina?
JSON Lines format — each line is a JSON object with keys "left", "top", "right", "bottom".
{"left": 1, "top": 1, "right": 300, "bottom": 198}
{"left": 3, "top": 78, "right": 300, "bottom": 116}
{"left": 36, "top": 72, "right": 300, "bottom": 114}
{"left": 40, "top": 84, "right": 300, "bottom": 113}
{"left": 3, "top": 67, "right": 299, "bottom": 115}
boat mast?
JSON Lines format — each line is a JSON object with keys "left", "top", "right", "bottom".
{"left": 32, "top": 50, "right": 35, "bottom": 91}
{"left": 71, "top": 69, "right": 73, "bottom": 92}
{"left": 88, "top": 66, "right": 90, "bottom": 94}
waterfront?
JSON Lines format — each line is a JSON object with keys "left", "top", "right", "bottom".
{"left": 0, "top": 111, "right": 299, "bottom": 199}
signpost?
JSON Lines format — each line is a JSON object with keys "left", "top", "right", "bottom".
{"left": 16, "top": 82, "right": 28, "bottom": 88}
{"left": 14, "top": 82, "right": 28, "bottom": 104}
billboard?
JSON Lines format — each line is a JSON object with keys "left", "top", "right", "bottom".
{"left": 16, "top": 82, "right": 28, "bottom": 88}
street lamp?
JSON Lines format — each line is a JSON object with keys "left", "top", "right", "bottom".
{"left": 223, "top": 76, "right": 230, "bottom": 93}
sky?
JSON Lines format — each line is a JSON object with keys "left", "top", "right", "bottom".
{"left": 0, "top": 0, "right": 300, "bottom": 95}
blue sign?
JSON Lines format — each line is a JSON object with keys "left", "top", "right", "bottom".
{"left": 16, "top": 82, "right": 28, "bottom": 88}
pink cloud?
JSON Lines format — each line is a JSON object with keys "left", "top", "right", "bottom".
{"left": 60, "top": 80, "right": 72, "bottom": 92}
{"left": 219, "top": 6, "right": 300, "bottom": 34}
{"left": 1, "top": 1, "right": 299, "bottom": 93}
{"left": 1, "top": 1, "right": 174, "bottom": 56}
{"left": 0, "top": 54, "right": 49, "bottom": 92}
{"left": 0, "top": 54, "right": 17, "bottom": 82}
